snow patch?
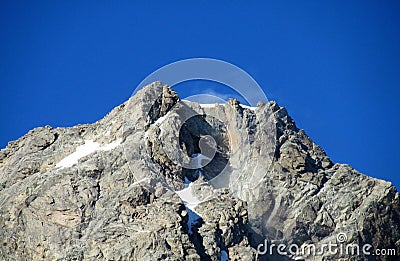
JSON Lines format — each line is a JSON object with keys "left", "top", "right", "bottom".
{"left": 241, "top": 104, "right": 257, "bottom": 110}
{"left": 100, "top": 138, "right": 123, "bottom": 151}
{"left": 154, "top": 114, "right": 168, "bottom": 125}
{"left": 150, "top": 113, "right": 171, "bottom": 136}
{"left": 175, "top": 181, "right": 202, "bottom": 234}
{"left": 56, "top": 138, "right": 122, "bottom": 169}
{"left": 56, "top": 140, "right": 99, "bottom": 168}
{"left": 175, "top": 183, "right": 201, "bottom": 210}
{"left": 200, "top": 103, "right": 225, "bottom": 108}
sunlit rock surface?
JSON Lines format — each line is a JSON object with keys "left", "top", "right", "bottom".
{"left": 0, "top": 81, "right": 399, "bottom": 260}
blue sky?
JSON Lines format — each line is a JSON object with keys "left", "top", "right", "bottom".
{"left": 1, "top": 1, "right": 399, "bottom": 189}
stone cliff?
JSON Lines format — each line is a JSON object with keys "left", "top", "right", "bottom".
{"left": 0, "top": 82, "right": 399, "bottom": 260}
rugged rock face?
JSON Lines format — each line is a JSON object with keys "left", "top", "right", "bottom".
{"left": 0, "top": 81, "right": 399, "bottom": 260}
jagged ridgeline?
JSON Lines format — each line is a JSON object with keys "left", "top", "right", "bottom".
{"left": 0, "top": 81, "right": 399, "bottom": 260}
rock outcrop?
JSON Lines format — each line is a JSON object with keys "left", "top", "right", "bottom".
{"left": 0, "top": 81, "right": 399, "bottom": 260}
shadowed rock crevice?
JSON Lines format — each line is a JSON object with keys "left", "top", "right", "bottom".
{"left": 179, "top": 113, "right": 230, "bottom": 182}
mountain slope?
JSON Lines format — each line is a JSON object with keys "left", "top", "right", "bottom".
{"left": 0, "top": 81, "right": 398, "bottom": 260}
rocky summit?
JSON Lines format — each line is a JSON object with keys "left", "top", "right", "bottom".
{"left": 0, "top": 81, "right": 399, "bottom": 261}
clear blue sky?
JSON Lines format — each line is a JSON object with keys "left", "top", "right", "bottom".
{"left": 1, "top": 1, "right": 399, "bottom": 189}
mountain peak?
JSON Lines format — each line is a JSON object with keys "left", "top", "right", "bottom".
{"left": 0, "top": 82, "right": 399, "bottom": 260}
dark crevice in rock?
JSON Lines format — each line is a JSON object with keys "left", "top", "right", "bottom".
{"left": 177, "top": 110, "right": 230, "bottom": 181}
{"left": 38, "top": 132, "right": 59, "bottom": 151}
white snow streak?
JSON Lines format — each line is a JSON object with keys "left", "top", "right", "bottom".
{"left": 56, "top": 138, "right": 122, "bottom": 168}
{"left": 175, "top": 183, "right": 201, "bottom": 211}
{"left": 199, "top": 103, "right": 225, "bottom": 108}
{"left": 100, "top": 138, "right": 123, "bottom": 151}
{"left": 241, "top": 104, "right": 257, "bottom": 110}
{"left": 154, "top": 114, "right": 168, "bottom": 125}
{"left": 175, "top": 171, "right": 204, "bottom": 234}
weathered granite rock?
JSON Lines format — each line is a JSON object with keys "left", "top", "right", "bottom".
{"left": 0, "top": 81, "right": 398, "bottom": 260}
